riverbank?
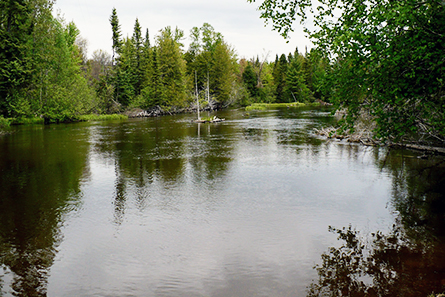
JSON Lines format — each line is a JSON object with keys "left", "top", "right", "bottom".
{"left": 245, "top": 102, "right": 312, "bottom": 111}
{"left": 315, "top": 126, "right": 445, "bottom": 155}
{"left": 0, "top": 114, "right": 128, "bottom": 126}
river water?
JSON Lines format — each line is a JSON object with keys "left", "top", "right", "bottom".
{"left": 1, "top": 107, "right": 444, "bottom": 296}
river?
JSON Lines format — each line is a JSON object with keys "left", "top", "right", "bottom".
{"left": 0, "top": 107, "right": 444, "bottom": 296}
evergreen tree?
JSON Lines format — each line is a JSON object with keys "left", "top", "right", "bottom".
{"left": 132, "top": 18, "right": 143, "bottom": 96}
{"left": 285, "top": 52, "right": 311, "bottom": 102}
{"left": 273, "top": 54, "right": 288, "bottom": 102}
{"left": 149, "top": 47, "right": 161, "bottom": 106}
{"left": 109, "top": 8, "right": 123, "bottom": 108}
{"left": 115, "top": 38, "right": 135, "bottom": 107}
{"left": 109, "top": 8, "right": 121, "bottom": 66}
{"left": 242, "top": 64, "right": 258, "bottom": 98}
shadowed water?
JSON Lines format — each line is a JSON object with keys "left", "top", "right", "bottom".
{"left": 0, "top": 107, "right": 443, "bottom": 296}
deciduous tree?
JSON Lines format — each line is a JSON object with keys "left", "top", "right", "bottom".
{"left": 249, "top": 0, "right": 445, "bottom": 143}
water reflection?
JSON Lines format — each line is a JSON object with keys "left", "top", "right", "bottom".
{"left": 0, "top": 125, "right": 89, "bottom": 295}
{"left": 90, "top": 114, "right": 237, "bottom": 223}
{"left": 2, "top": 107, "right": 444, "bottom": 296}
{"left": 308, "top": 224, "right": 445, "bottom": 297}
{"left": 382, "top": 151, "right": 445, "bottom": 240}
{"left": 308, "top": 150, "right": 445, "bottom": 296}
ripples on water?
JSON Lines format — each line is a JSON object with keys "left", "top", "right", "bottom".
{"left": 0, "top": 107, "right": 443, "bottom": 296}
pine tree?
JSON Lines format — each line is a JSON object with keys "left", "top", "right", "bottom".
{"left": 132, "top": 18, "right": 143, "bottom": 96}
{"left": 109, "top": 8, "right": 122, "bottom": 66}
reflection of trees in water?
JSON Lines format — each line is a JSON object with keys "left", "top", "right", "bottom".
{"left": 384, "top": 153, "right": 445, "bottom": 240}
{"left": 308, "top": 225, "right": 445, "bottom": 297}
{"left": 91, "top": 118, "right": 236, "bottom": 222}
{"left": 309, "top": 152, "right": 445, "bottom": 296}
{"left": 0, "top": 126, "right": 89, "bottom": 296}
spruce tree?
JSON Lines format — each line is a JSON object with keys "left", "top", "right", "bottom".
{"left": 132, "top": 18, "right": 143, "bottom": 96}
{"left": 243, "top": 64, "right": 259, "bottom": 98}
{"left": 285, "top": 53, "right": 311, "bottom": 102}
{"left": 110, "top": 8, "right": 122, "bottom": 66}
{"left": 273, "top": 54, "right": 288, "bottom": 102}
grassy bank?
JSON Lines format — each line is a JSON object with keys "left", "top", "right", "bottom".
{"left": 78, "top": 114, "right": 128, "bottom": 121}
{"left": 1, "top": 114, "right": 128, "bottom": 127}
{"left": 245, "top": 102, "right": 319, "bottom": 111}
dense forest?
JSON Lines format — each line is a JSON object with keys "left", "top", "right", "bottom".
{"left": 2, "top": 0, "right": 444, "bottom": 146}
{"left": 0, "top": 0, "right": 327, "bottom": 126}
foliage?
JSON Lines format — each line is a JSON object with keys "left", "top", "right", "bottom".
{"left": 285, "top": 50, "right": 312, "bottom": 102}
{"left": 0, "top": 3, "right": 330, "bottom": 123}
{"left": 156, "top": 26, "right": 188, "bottom": 108}
{"left": 0, "top": 0, "right": 34, "bottom": 116}
{"left": 243, "top": 64, "right": 259, "bottom": 98}
{"left": 0, "top": 115, "right": 12, "bottom": 128}
{"left": 10, "top": 117, "right": 44, "bottom": 125}
{"left": 273, "top": 54, "right": 288, "bottom": 102}
{"left": 185, "top": 23, "right": 238, "bottom": 108}
{"left": 248, "top": 0, "right": 445, "bottom": 144}
{"left": 0, "top": 0, "right": 96, "bottom": 122}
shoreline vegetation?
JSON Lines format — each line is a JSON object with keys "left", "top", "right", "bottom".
{"left": 245, "top": 100, "right": 331, "bottom": 111}
{"left": 1, "top": 3, "right": 333, "bottom": 136}
{"left": 2, "top": 1, "right": 444, "bottom": 153}
{"left": 245, "top": 102, "right": 307, "bottom": 110}
{"left": 316, "top": 124, "right": 445, "bottom": 156}
{"left": 0, "top": 114, "right": 128, "bottom": 127}
{"left": 315, "top": 110, "right": 445, "bottom": 156}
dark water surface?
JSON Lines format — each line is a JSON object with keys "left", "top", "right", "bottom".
{"left": 1, "top": 107, "right": 444, "bottom": 296}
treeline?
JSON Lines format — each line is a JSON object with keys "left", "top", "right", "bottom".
{"left": 0, "top": 0, "right": 95, "bottom": 123}
{"left": 240, "top": 49, "right": 329, "bottom": 105}
{"left": 99, "top": 9, "right": 330, "bottom": 113}
{"left": 0, "top": 1, "right": 328, "bottom": 124}
{"left": 103, "top": 10, "right": 239, "bottom": 112}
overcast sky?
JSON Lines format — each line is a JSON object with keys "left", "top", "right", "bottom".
{"left": 53, "top": 0, "right": 312, "bottom": 61}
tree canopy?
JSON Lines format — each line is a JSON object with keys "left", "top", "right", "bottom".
{"left": 249, "top": 0, "right": 445, "bottom": 144}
